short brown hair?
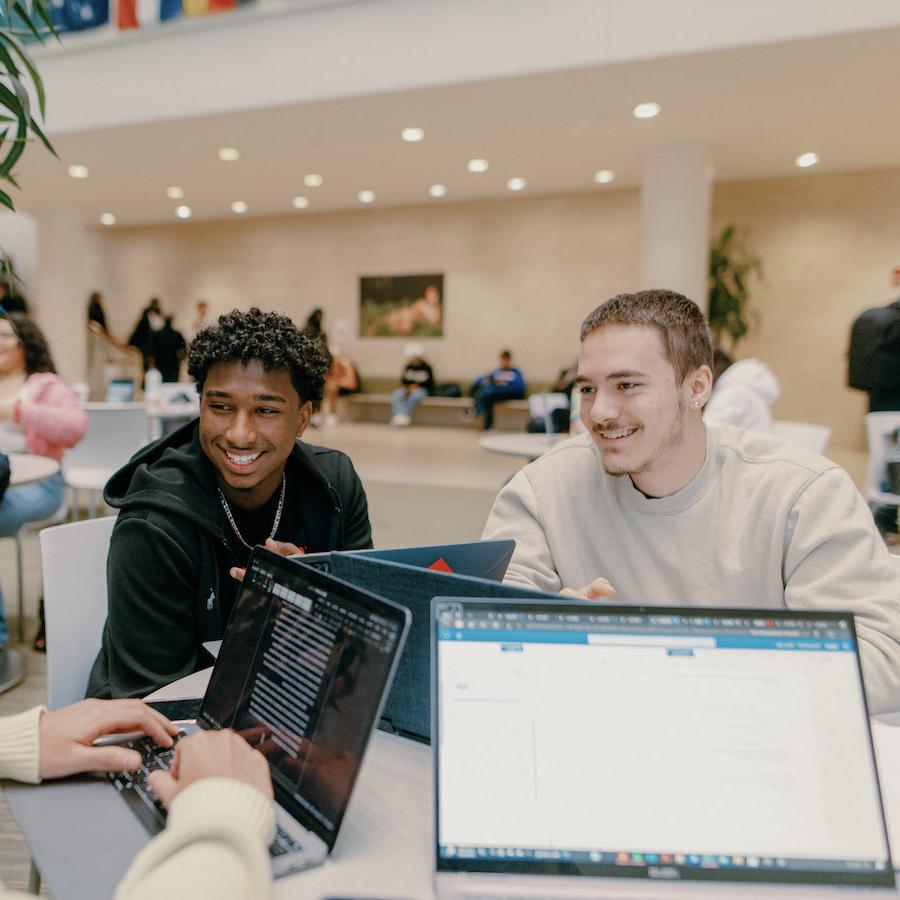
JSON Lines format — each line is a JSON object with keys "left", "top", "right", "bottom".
{"left": 580, "top": 289, "right": 712, "bottom": 383}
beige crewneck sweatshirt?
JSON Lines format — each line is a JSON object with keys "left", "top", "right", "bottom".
{"left": 483, "top": 425, "right": 900, "bottom": 714}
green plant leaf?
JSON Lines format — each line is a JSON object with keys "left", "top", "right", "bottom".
{"left": 0, "top": 186, "right": 15, "bottom": 211}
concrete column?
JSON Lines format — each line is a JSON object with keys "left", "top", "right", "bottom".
{"left": 639, "top": 143, "right": 712, "bottom": 311}
{"left": 35, "top": 207, "right": 89, "bottom": 383}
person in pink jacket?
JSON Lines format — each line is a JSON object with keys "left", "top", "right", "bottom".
{"left": 0, "top": 309, "right": 87, "bottom": 648}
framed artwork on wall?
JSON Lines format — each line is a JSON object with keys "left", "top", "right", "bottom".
{"left": 359, "top": 274, "right": 444, "bottom": 337}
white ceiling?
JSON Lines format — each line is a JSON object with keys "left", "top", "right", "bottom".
{"left": 13, "top": 25, "right": 900, "bottom": 227}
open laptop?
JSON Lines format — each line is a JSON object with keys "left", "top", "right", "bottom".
{"left": 326, "top": 554, "right": 559, "bottom": 743}
{"left": 297, "top": 539, "right": 515, "bottom": 582}
{"left": 432, "top": 599, "right": 895, "bottom": 898}
{"left": 107, "top": 547, "right": 410, "bottom": 879}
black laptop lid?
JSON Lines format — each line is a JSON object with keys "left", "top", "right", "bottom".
{"left": 297, "top": 539, "right": 515, "bottom": 582}
{"left": 328, "top": 554, "right": 560, "bottom": 743}
{"left": 200, "top": 547, "right": 410, "bottom": 851}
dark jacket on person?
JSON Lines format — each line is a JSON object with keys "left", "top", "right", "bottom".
{"left": 848, "top": 299, "right": 900, "bottom": 410}
{"left": 401, "top": 361, "right": 434, "bottom": 395}
{"left": 86, "top": 420, "right": 372, "bottom": 699}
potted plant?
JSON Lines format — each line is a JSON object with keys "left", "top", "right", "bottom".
{"left": 708, "top": 224, "right": 763, "bottom": 349}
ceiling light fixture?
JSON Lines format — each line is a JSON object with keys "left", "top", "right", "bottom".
{"left": 217, "top": 147, "right": 240, "bottom": 161}
{"left": 230, "top": 200, "right": 248, "bottom": 214}
{"left": 632, "top": 102, "right": 661, "bottom": 119}
{"left": 175, "top": 205, "right": 192, "bottom": 219}
{"left": 506, "top": 177, "right": 527, "bottom": 192}
{"left": 166, "top": 186, "right": 184, "bottom": 199}
{"left": 303, "top": 174, "right": 323, "bottom": 187}
{"left": 429, "top": 184, "right": 447, "bottom": 198}
{"left": 67, "top": 164, "right": 89, "bottom": 179}
{"left": 292, "top": 196, "right": 309, "bottom": 209}
{"left": 99, "top": 213, "right": 116, "bottom": 226}
{"left": 593, "top": 169, "right": 616, "bottom": 184}
{"left": 795, "top": 152, "right": 819, "bottom": 168}
{"left": 467, "top": 158, "right": 489, "bottom": 173}
{"left": 401, "top": 127, "right": 425, "bottom": 142}
{"left": 358, "top": 190, "right": 376, "bottom": 204}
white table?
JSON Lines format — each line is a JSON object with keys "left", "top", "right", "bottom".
{"left": 478, "top": 432, "right": 567, "bottom": 460}
{"left": 5, "top": 667, "right": 435, "bottom": 900}
{"left": 7, "top": 452, "right": 60, "bottom": 486}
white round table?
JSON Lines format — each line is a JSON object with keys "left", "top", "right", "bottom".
{"left": 7, "top": 452, "right": 60, "bottom": 486}
{"left": 478, "top": 432, "right": 567, "bottom": 460}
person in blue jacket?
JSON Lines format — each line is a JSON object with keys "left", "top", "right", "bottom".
{"left": 467, "top": 350, "right": 526, "bottom": 431}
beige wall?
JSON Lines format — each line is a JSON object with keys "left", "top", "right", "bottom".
{"left": 93, "top": 193, "right": 640, "bottom": 387}
{"left": 91, "top": 167, "right": 900, "bottom": 450}
{"left": 714, "top": 169, "right": 900, "bottom": 451}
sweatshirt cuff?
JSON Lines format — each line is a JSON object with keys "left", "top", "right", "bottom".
{"left": 0, "top": 706, "right": 44, "bottom": 784}
{"left": 167, "top": 777, "right": 276, "bottom": 846}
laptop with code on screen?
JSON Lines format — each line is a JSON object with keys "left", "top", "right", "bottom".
{"left": 432, "top": 599, "right": 894, "bottom": 898}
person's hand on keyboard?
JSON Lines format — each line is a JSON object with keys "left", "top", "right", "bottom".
{"left": 38, "top": 699, "right": 179, "bottom": 780}
{"left": 560, "top": 575, "right": 616, "bottom": 600}
{"left": 146, "top": 729, "right": 273, "bottom": 810}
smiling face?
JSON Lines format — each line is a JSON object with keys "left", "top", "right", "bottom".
{"left": 0, "top": 318, "right": 25, "bottom": 376}
{"left": 199, "top": 359, "right": 312, "bottom": 510}
{"left": 576, "top": 323, "right": 711, "bottom": 497}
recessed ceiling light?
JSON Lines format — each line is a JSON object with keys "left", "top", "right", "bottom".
{"left": 166, "top": 186, "right": 184, "bottom": 199}
{"left": 593, "top": 169, "right": 616, "bottom": 184}
{"left": 217, "top": 147, "right": 240, "bottom": 162}
{"left": 303, "top": 174, "right": 323, "bottom": 188}
{"left": 67, "top": 164, "right": 89, "bottom": 179}
{"left": 506, "top": 177, "right": 527, "bottom": 192}
{"left": 175, "top": 205, "right": 192, "bottom": 219}
{"left": 230, "top": 200, "right": 248, "bottom": 214}
{"left": 291, "top": 196, "right": 309, "bottom": 209}
{"left": 795, "top": 152, "right": 819, "bottom": 168}
{"left": 632, "top": 102, "right": 661, "bottom": 119}
{"left": 99, "top": 213, "right": 116, "bottom": 226}
{"left": 401, "top": 127, "right": 425, "bottom": 142}
{"left": 467, "top": 158, "right": 489, "bottom": 173}
{"left": 429, "top": 184, "right": 447, "bottom": 198}
{"left": 358, "top": 190, "right": 376, "bottom": 204}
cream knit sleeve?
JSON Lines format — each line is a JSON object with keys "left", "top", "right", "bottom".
{"left": 114, "top": 777, "right": 276, "bottom": 900}
{"left": 0, "top": 707, "right": 43, "bottom": 784}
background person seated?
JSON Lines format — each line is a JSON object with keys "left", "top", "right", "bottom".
{"left": 390, "top": 342, "right": 434, "bottom": 427}
{"left": 0, "top": 309, "right": 88, "bottom": 651}
{"left": 465, "top": 349, "right": 526, "bottom": 431}
{"left": 703, "top": 347, "right": 780, "bottom": 433}
{"left": 0, "top": 699, "right": 273, "bottom": 898}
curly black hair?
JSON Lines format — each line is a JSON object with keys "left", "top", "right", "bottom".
{"left": 7, "top": 312, "right": 56, "bottom": 375}
{"left": 187, "top": 308, "right": 329, "bottom": 407}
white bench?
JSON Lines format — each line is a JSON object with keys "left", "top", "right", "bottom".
{"left": 346, "top": 393, "right": 531, "bottom": 430}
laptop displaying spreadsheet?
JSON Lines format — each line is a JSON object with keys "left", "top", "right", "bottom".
{"left": 432, "top": 600, "right": 894, "bottom": 898}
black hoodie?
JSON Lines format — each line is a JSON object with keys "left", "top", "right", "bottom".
{"left": 86, "top": 420, "right": 372, "bottom": 698}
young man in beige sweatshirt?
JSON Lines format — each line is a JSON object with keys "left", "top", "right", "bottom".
{"left": 0, "top": 698, "right": 274, "bottom": 898}
{"left": 483, "top": 289, "right": 900, "bottom": 715}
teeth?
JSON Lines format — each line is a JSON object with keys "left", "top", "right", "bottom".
{"left": 226, "top": 451, "right": 260, "bottom": 465}
{"left": 601, "top": 427, "right": 636, "bottom": 440}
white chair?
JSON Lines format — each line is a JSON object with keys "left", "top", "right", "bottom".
{"left": 40, "top": 516, "right": 116, "bottom": 709}
{"left": 71, "top": 382, "right": 90, "bottom": 403}
{"left": 865, "top": 412, "right": 900, "bottom": 506}
{"left": 63, "top": 402, "right": 150, "bottom": 518}
{"left": 527, "top": 392, "right": 569, "bottom": 433}
{"left": 769, "top": 420, "right": 831, "bottom": 454}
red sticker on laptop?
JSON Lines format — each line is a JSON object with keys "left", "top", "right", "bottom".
{"left": 427, "top": 557, "right": 454, "bottom": 573}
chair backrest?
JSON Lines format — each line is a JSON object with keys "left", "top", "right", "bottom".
{"left": 63, "top": 402, "right": 150, "bottom": 473}
{"left": 769, "top": 420, "right": 831, "bottom": 454}
{"left": 40, "top": 516, "right": 116, "bottom": 709}
{"left": 865, "top": 412, "right": 900, "bottom": 500}
{"left": 527, "top": 392, "right": 569, "bottom": 433}
{"left": 71, "top": 381, "right": 90, "bottom": 403}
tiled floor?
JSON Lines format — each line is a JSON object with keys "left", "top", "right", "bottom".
{"left": 0, "top": 422, "right": 876, "bottom": 894}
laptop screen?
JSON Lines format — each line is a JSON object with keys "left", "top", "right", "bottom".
{"left": 433, "top": 600, "right": 893, "bottom": 888}
{"left": 201, "top": 550, "right": 409, "bottom": 850}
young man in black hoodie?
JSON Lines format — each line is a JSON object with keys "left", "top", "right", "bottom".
{"left": 88, "top": 308, "right": 372, "bottom": 698}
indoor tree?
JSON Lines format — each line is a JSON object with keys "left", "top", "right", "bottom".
{"left": 707, "top": 224, "right": 763, "bottom": 349}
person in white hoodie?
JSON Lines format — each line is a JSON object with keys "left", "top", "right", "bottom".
{"left": 703, "top": 347, "right": 780, "bottom": 432}
{"left": 483, "top": 289, "right": 900, "bottom": 714}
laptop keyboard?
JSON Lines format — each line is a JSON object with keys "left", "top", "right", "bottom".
{"left": 107, "top": 733, "right": 305, "bottom": 861}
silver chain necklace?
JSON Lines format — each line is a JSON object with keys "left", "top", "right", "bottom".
{"left": 217, "top": 473, "right": 286, "bottom": 551}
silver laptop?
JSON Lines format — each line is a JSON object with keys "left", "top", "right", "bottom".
{"left": 432, "top": 599, "right": 894, "bottom": 897}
